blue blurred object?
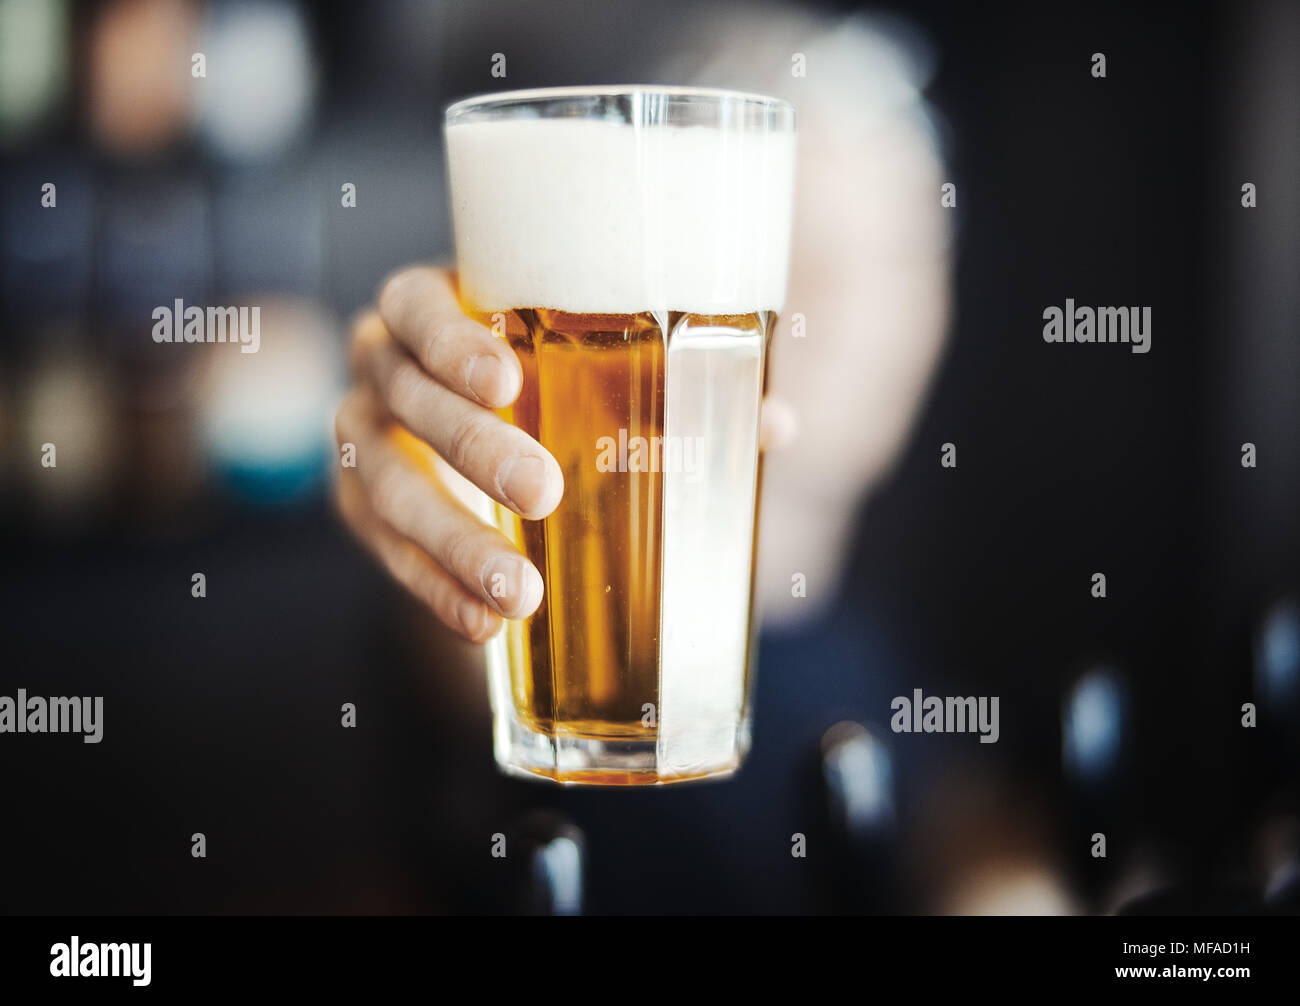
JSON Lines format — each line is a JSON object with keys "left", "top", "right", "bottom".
{"left": 197, "top": 297, "right": 342, "bottom": 507}
{"left": 96, "top": 171, "right": 212, "bottom": 327}
{"left": 212, "top": 165, "right": 323, "bottom": 298}
{"left": 821, "top": 721, "right": 895, "bottom": 838}
{"left": 1062, "top": 668, "right": 1127, "bottom": 786}
{"left": 196, "top": 0, "right": 317, "bottom": 164}
{"left": 218, "top": 449, "right": 331, "bottom": 506}
{"left": 1256, "top": 597, "right": 1300, "bottom": 710}
{"left": 0, "top": 154, "right": 92, "bottom": 328}
{"left": 515, "top": 812, "right": 585, "bottom": 916}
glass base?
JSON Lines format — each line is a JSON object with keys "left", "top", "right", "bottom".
{"left": 494, "top": 709, "right": 748, "bottom": 787}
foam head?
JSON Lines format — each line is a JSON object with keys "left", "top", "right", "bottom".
{"left": 445, "top": 87, "right": 796, "bottom": 316}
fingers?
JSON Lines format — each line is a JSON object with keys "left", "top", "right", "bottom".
{"left": 377, "top": 266, "right": 522, "bottom": 409}
{"left": 351, "top": 312, "right": 564, "bottom": 520}
{"left": 335, "top": 472, "right": 503, "bottom": 644}
{"left": 335, "top": 387, "right": 545, "bottom": 621}
{"left": 760, "top": 395, "right": 799, "bottom": 451}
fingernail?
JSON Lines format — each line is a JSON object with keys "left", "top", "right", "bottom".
{"left": 496, "top": 455, "right": 547, "bottom": 515}
{"left": 481, "top": 556, "right": 543, "bottom": 618}
{"left": 466, "top": 354, "right": 516, "bottom": 406}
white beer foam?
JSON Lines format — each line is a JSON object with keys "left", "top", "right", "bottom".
{"left": 446, "top": 118, "right": 795, "bottom": 315}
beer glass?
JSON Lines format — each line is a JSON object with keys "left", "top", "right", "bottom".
{"left": 444, "top": 86, "right": 796, "bottom": 785}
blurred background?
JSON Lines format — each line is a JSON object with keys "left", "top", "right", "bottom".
{"left": 1, "top": 0, "right": 1297, "bottom": 914}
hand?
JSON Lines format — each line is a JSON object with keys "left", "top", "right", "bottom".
{"left": 334, "top": 266, "right": 564, "bottom": 643}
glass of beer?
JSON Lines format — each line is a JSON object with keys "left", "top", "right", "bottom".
{"left": 444, "top": 86, "right": 796, "bottom": 785}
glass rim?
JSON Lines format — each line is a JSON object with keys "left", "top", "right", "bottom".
{"left": 445, "top": 85, "right": 795, "bottom": 126}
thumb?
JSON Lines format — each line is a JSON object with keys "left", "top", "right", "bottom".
{"left": 760, "top": 395, "right": 798, "bottom": 451}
